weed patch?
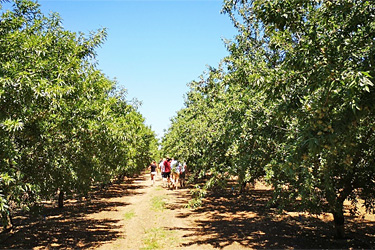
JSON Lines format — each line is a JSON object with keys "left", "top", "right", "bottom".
{"left": 141, "top": 227, "right": 178, "bottom": 250}
{"left": 150, "top": 195, "right": 167, "bottom": 212}
{"left": 123, "top": 210, "right": 135, "bottom": 220}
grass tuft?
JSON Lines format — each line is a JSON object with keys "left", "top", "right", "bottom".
{"left": 123, "top": 210, "right": 136, "bottom": 220}
{"left": 141, "top": 227, "right": 178, "bottom": 250}
{"left": 150, "top": 195, "right": 167, "bottom": 211}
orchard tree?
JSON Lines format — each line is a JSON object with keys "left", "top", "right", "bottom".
{"left": 162, "top": 61, "right": 271, "bottom": 191}
{"left": 222, "top": 0, "right": 375, "bottom": 238}
{"left": 0, "top": 0, "right": 157, "bottom": 226}
{"left": 163, "top": 0, "right": 375, "bottom": 239}
{"left": 0, "top": 0, "right": 109, "bottom": 210}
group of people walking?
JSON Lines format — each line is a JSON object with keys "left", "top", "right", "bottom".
{"left": 148, "top": 158, "right": 187, "bottom": 189}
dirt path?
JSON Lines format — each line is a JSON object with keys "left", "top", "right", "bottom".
{"left": 1, "top": 172, "right": 375, "bottom": 249}
{"left": 90, "top": 173, "right": 245, "bottom": 250}
{"left": 91, "top": 173, "right": 201, "bottom": 250}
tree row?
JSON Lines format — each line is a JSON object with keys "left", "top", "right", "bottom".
{"left": 162, "top": 0, "right": 375, "bottom": 238}
{"left": 0, "top": 0, "right": 158, "bottom": 228}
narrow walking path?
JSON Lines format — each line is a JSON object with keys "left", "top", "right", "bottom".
{"left": 92, "top": 172, "right": 203, "bottom": 250}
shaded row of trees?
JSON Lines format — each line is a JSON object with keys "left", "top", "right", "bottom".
{"left": 0, "top": 0, "right": 157, "bottom": 227}
{"left": 162, "top": 0, "right": 375, "bottom": 238}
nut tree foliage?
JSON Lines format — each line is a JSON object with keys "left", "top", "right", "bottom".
{"left": 0, "top": 0, "right": 157, "bottom": 226}
{"left": 162, "top": 0, "right": 375, "bottom": 238}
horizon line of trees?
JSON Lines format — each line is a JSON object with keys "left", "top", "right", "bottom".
{"left": 0, "top": 0, "right": 158, "bottom": 228}
{"left": 162, "top": 0, "right": 375, "bottom": 239}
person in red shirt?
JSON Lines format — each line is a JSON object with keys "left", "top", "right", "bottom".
{"left": 163, "top": 158, "right": 172, "bottom": 187}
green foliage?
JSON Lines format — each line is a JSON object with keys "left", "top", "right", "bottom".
{"left": 163, "top": 0, "right": 375, "bottom": 238}
{"left": 150, "top": 195, "right": 167, "bottom": 212}
{"left": 188, "top": 184, "right": 207, "bottom": 208}
{"left": 123, "top": 210, "right": 136, "bottom": 220}
{"left": 0, "top": 0, "right": 157, "bottom": 227}
{"left": 141, "top": 227, "right": 178, "bottom": 250}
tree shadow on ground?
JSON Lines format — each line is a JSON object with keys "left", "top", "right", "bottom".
{"left": 92, "top": 175, "right": 147, "bottom": 199}
{"left": 0, "top": 176, "right": 146, "bottom": 249}
{"left": 165, "top": 190, "right": 191, "bottom": 211}
{"left": 2, "top": 216, "right": 122, "bottom": 249}
{"left": 93, "top": 183, "right": 145, "bottom": 199}
{"left": 175, "top": 188, "right": 375, "bottom": 249}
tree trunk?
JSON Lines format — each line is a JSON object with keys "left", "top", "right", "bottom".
{"left": 333, "top": 209, "right": 345, "bottom": 239}
{"left": 1, "top": 211, "right": 13, "bottom": 229}
{"left": 58, "top": 190, "right": 64, "bottom": 208}
{"left": 239, "top": 181, "right": 247, "bottom": 193}
{"left": 238, "top": 172, "right": 246, "bottom": 193}
{"left": 8, "top": 213, "right": 13, "bottom": 229}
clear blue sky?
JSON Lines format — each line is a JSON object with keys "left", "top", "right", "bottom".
{"left": 38, "top": 0, "right": 237, "bottom": 139}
